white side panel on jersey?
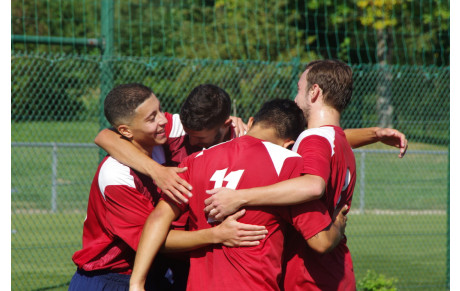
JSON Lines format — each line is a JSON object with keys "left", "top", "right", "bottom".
{"left": 292, "top": 127, "right": 336, "bottom": 157}
{"left": 169, "top": 113, "right": 186, "bottom": 138}
{"left": 98, "top": 157, "right": 135, "bottom": 200}
{"left": 151, "top": 145, "right": 166, "bottom": 165}
{"left": 262, "top": 141, "right": 301, "bottom": 176}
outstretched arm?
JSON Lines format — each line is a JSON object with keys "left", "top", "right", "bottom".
{"left": 204, "top": 174, "right": 325, "bottom": 221}
{"left": 95, "top": 128, "right": 192, "bottom": 204}
{"left": 344, "top": 127, "right": 408, "bottom": 158}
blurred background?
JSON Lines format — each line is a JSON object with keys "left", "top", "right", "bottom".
{"left": 11, "top": 1, "right": 449, "bottom": 290}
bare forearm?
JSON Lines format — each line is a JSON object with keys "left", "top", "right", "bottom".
{"left": 131, "top": 207, "right": 176, "bottom": 288}
{"left": 242, "top": 175, "right": 325, "bottom": 207}
{"left": 162, "top": 228, "right": 216, "bottom": 253}
{"left": 344, "top": 127, "right": 379, "bottom": 149}
{"left": 307, "top": 223, "right": 342, "bottom": 254}
{"left": 94, "top": 128, "right": 161, "bottom": 176}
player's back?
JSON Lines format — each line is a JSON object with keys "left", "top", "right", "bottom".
{"left": 180, "top": 135, "right": 303, "bottom": 291}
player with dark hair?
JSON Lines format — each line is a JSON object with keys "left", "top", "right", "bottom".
{"left": 69, "top": 83, "right": 267, "bottom": 291}
{"left": 129, "top": 99, "right": 348, "bottom": 291}
{"left": 179, "top": 84, "right": 232, "bottom": 148}
{"left": 204, "top": 60, "right": 402, "bottom": 290}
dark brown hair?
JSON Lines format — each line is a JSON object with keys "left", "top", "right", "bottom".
{"left": 305, "top": 59, "right": 353, "bottom": 113}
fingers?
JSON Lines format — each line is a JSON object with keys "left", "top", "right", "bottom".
{"left": 162, "top": 190, "right": 184, "bottom": 205}
{"left": 203, "top": 200, "right": 215, "bottom": 213}
{"left": 238, "top": 241, "right": 262, "bottom": 247}
{"left": 227, "top": 209, "right": 246, "bottom": 220}
{"left": 340, "top": 204, "right": 348, "bottom": 214}
{"left": 239, "top": 233, "right": 267, "bottom": 241}
{"left": 175, "top": 166, "right": 188, "bottom": 173}
{"left": 399, "top": 139, "right": 408, "bottom": 158}
{"left": 206, "top": 188, "right": 221, "bottom": 195}
{"left": 237, "top": 224, "right": 268, "bottom": 232}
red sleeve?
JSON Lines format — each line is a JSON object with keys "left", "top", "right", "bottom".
{"left": 286, "top": 199, "right": 332, "bottom": 240}
{"left": 296, "top": 135, "right": 332, "bottom": 183}
{"left": 278, "top": 156, "right": 304, "bottom": 181}
{"left": 103, "top": 185, "right": 154, "bottom": 251}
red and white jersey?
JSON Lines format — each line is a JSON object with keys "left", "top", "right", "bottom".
{"left": 161, "top": 112, "right": 237, "bottom": 166}
{"left": 168, "top": 135, "right": 332, "bottom": 291}
{"left": 162, "top": 112, "right": 202, "bottom": 166}
{"left": 161, "top": 112, "right": 237, "bottom": 231}
{"left": 72, "top": 156, "right": 166, "bottom": 274}
{"left": 283, "top": 125, "right": 357, "bottom": 291}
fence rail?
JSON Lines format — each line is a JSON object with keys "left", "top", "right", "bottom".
{"left": 12, "top": 142, "right": 448, "bottom": 214}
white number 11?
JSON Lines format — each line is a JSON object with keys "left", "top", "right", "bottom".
{"left": 209, "top": 168, "right": 244, "bottom": 190}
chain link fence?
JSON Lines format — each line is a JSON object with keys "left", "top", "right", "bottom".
{"left": 11, "top": 1, "right": 449, "bottom": 290}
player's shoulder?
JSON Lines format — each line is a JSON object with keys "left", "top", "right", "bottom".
{"left": 298, "top": 126, "right": 337, "bottom": 141}
{"left": 165, "top": 112, "right": 186, "bottom": 138}
{"left": 293, "top": 126, "right": 337, "bottom": 150}
{"left": 98, "top": 156, "right": 136, "bottom": 193}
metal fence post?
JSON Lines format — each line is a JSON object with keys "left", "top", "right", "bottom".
{"left": 446, "top": 143, "right": 450, "bottom": 289}
{"left": 51, "top": 143, "right": 58, "bottom": 213}
{"left": 99, "top": 0, "right": 114, "bottom": 161}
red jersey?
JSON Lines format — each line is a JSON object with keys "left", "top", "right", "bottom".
{"left": 162, "top": 111, "right": 237, "bottom": 230}
{"left": 72, "top": 156, "right": 168, "bottom": 275}
{"left": 283, "top": 126, "right": 357, "bottom": 291}
{"left": 162, "top": 112, "right": 202, "bottom": 167}
{"left": 169, "top": 135, "right": 332, "bottom": 291}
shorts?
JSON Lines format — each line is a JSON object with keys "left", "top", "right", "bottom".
{"left": 68, "top": 268, "right": 177, "bottom": 291}
{"left": 68, "top": 268, "right": 130, "bottom": 291}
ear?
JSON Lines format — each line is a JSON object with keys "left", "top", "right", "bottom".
{"left": 282, "top": 139, "right": 295, "bottom": 149}
{"left": 247, "top": 117, "right": 254, "bottom": 130}
{"left": 223, "top": 118, "right": 233, "bottom": 128}
{"left": 309, "top": 84, "right": 322, "bottom": 103}
{"left": 117, "top": 124, "right": 133, "bottom": 140}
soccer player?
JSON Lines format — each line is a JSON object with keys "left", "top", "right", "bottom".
{"left": 69, "top": 83, "right": 267, "bottom": 291}
{"left": 204, "top": 60, "right": 391, "bottom": 290}
{"left": 129, "top": 99, "right": 349, "bottom": 291}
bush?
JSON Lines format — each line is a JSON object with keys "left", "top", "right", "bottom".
{"left": 357, "top": 270, "right": 398, "bottom": 291}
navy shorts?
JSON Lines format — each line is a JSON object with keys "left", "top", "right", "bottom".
{"left": 68, "top": 268, "right": 177, "bottom": 291}
{"left": 68, "top": 268, "right": 130, "bottom": 291}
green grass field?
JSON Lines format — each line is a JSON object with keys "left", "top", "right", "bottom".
{"left": 11, "top": 122, "right": 449, "bottom": 290}
{"left": 11, "top": 212, "right": 448, "bottom": 290}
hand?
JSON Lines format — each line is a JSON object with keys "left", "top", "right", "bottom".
{"left": 151, "top": 166, "right": 192, "bottom": 204}
{"left": 213, "top": 209, "right": 268, "bottom": 247}
{"left": 204, "top": 188, "right": 243, "bottom": 221}
{"left": 229, "top": 116, "right": 248, "bottom": 137}
{"left": 332, "top": 204, "right": 348, "bottom": 238}
{"left": 375, "top": 128, "right": 408, "bottom": 158}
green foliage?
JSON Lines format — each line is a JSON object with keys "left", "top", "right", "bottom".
{"left": 357, "top": 270, "right": 398, "bottom": 291}
{"left": 11, "top": 0, "right": 449, "bottom": 65}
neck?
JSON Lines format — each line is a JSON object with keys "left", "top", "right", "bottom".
{"left": 246, "top": 125, "right": 284, "bottom": 146}
{"left": 307, "top": 106, "right": 341, "bottom": 129}
{"left": 131, "top": 140, "right": 153, "bottom": 157}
